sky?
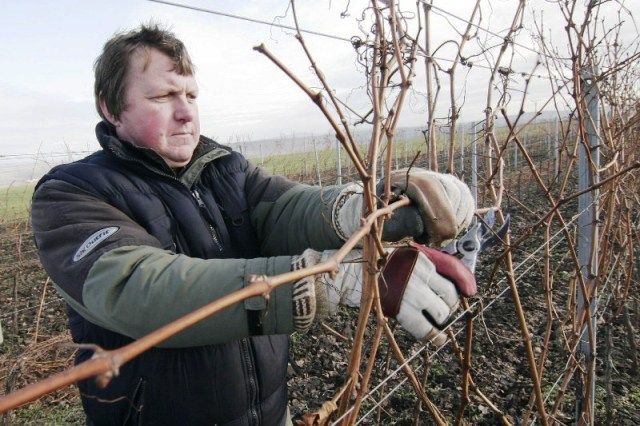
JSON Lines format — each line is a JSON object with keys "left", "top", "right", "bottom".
{"left": 1, "top": 0, "right": 638, "bottom": 181}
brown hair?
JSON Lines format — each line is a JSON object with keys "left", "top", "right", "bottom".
{"left": 94, "top": 23, "right": 195, "bottom": 121}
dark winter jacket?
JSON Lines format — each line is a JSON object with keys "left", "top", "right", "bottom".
{"left": 31, "top": 122, "right": 347, "bottom": 425}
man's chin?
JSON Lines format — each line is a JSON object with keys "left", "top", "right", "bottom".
{"left": 162, "top": 145, "right": 198, "bottom": 169}
{"left": 163, "top": 156, "right": 192, "bottom": 169}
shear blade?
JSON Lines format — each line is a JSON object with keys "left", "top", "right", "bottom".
{"left": 480, "top": 213, "right": 510, "bottom": 251}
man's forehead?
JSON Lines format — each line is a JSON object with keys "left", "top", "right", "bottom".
{"left": 129, "top": 48, "right": 170, "bottom": 73}
{"left": 129, "top": 47, "right": 194, "bottom": 78}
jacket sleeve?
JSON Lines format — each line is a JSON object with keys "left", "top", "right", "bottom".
{"left": 244, "top": 162, "right": 350, "bottom": 256}
{"left": 32, "top": 179, "right": 294, "bottom": 348}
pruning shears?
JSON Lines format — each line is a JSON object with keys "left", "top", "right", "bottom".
{"left": 442, "top": 210, "right": 511, "bottom": 273}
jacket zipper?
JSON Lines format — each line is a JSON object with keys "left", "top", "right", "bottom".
{"left": 241, "top": 338, "right": 260, "bottom": 425}
{"left": 191, "top": 188, "right": 223, "bottom": 253}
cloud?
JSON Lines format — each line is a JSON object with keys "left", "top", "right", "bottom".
{"left": 0, "top": 85, "right": 99, "bottom": 155}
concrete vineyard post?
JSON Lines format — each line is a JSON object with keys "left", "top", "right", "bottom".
{"left": 575, "top": 66, "right": 600, "bottom": 424}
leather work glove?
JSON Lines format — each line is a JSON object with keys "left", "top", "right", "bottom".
{"left": 332, "top": 168, "right": 474, "bottom": 247}
{"left": 291, "top": 244, "right": 476, "bottom": 345}
{"left": 381, "top": 169, "right": 475, "bottom": 245}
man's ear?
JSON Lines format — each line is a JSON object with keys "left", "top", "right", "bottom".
{"left": 99, "top": 98, "right": 120, "bottom": 127}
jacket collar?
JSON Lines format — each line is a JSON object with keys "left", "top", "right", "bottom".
{"left": 95, "top": 121, "right": 230, "bottom": 187}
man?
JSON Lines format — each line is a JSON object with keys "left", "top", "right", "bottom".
{"left": 31, "top": 24, "right": 475, "bottom": 425}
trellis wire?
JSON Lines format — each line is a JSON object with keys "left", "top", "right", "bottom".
{"left": 352, "top": 231, "right": 582, "bottom": 424}
{"left": 146, "top": 0, "right": 563, "bottom": 79}
{"left": 418, "top": 1, "right": 571, "bottom": 63}
{"left": 333, "top": 194, "right": 599, "bottom": 424}
{"left": 539, "top": 256, "right": 624, "bottom": 410}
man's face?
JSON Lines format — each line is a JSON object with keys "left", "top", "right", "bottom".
{"left": 106, "top": 48, "right": 200, "bottom": 168}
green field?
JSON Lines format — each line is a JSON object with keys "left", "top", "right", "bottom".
{"left": 0, "top": 183, "right": 35, "bottom": 223}
{"left": 253, "top": 137, "right": 432, "bottom": 178}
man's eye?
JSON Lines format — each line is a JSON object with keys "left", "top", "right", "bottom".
{"left": 187, "top": 93, "right": 198, "bottom": 101}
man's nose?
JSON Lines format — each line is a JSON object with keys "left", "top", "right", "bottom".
{"left": 174, "top": 96, "right": 195, "bottom": 122}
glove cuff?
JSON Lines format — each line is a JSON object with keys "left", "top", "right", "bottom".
{"left": 290, "top": 249, "right": 322, "bottom": 332}
{"left": 331, "top": 184, "right": 364, "bottom": 242}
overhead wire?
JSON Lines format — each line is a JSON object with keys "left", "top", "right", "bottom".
{"left": 146, "top": 0, "right": 564, "bottom": 82}
{"left": 147, "top": 0, "right": 353, "bottom": 42}
{"left": 420, "top": 1, "right": 570, "bottom": 63}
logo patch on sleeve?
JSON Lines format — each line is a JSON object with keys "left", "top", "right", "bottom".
{"left": 73, "top": 227, "right": 119, "bottom": 262}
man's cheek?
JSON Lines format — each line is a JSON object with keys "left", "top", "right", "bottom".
{"left": 140, "top": 119, "right": 167, "bottom": 148}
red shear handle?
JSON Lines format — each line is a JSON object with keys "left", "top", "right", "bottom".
{"left": 410, "top": 242, "right": 478, "bottom": 297}
{"left": 378, "top": 247, "right": 419, "bottom": 317}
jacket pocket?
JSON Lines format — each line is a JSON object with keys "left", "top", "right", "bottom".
{"left": 123, "top": 378, "right": 146, "bottom": 426}
{"left": 229, "top": 210, "right": 260, "bottom": 257}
